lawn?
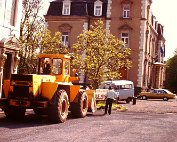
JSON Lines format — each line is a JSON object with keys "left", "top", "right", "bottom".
{"left": 96, "top": 101, "right": 127, "bottom": 112}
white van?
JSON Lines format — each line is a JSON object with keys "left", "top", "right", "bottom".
{"left": 99, "top": 80, "right": 134, "bottom": 103}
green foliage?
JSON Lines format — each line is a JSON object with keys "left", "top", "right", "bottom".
{"left": 36, "top": 29, "right": 68, "bottom": 54}
{"left": 165, "top": 55, "right": 177, "bottom": 93}
{"left": 71, "top": 20, "right": 132, "bottom": 89}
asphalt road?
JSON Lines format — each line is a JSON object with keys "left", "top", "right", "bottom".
{"left": 0, "top": 99, "right": 177, "bottom": 142}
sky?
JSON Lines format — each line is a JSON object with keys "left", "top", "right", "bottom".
{"left": 151, "top": 0, "right": 177, "bottom": 60}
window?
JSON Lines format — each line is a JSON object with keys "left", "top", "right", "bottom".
{"left": 42, "top": 58, "right": 51, "bottom": 74}
{"left": 52, "top": 59, "right": 62, "bottom": 75}
{"left": 94, "top": 0, "right": 102, "bottom": 16}
{"left": 62, "top": 1, "right": 71, "bottom": 15}
{"left": 123, "top": 4, "right": 130, "bottom": 18}
{"left": 121, "top": 33, "right": 129, "bottom": 46}
{"left": 94, "top": 5, "right": 102, "bottom": 16}
{"left": 62, "top": 32, "right": 69, "bottom": 46}
{"left": 64, "top": 60, "right": 70, "bottom": 75}
{"left": 59, "top": 24, "right": 72, "bottom": 47}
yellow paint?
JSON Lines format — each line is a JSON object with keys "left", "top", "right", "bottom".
{"left": 69, "top": 76, "right": 78, "bottom": 82}
{"left": 55, "top": 75, "right": 63, "bottom": 82}
{"left": 41, "top": 82, "right": 58, "bottom": 100}
{"left": 86, "top": 89, "right": 95, "bottom": 103}
{"left": 70, "top": 85, "right": 80, "bottom": 102}
{"left": 32, "top": 75, "right": 42, "bottom": 97}
{"left": 32, "top": 75, "right": 56, "bottom": 97}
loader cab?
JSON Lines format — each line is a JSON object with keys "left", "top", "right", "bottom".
{"left": 36, "top": 54, "right": 75, "bottom": 82}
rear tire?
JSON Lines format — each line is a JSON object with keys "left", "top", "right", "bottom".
{"left": 70, "top": 91, "right": 88, "bottom": 118}
{"left": 48, "top": 90, "right": 69, "bottom": 123}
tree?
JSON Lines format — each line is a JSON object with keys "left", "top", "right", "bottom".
{"left": 71, "top": 20, "right": 132, "bottom": 89}
{"left": 165, "top": 54, "right": 177, "bottom": 93}
{"left": 19, "top": 0, "right": 66, "bottom": 74}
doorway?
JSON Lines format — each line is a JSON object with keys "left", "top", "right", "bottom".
{"left": 3, "top": 53, "right": 12, "bottom": 80}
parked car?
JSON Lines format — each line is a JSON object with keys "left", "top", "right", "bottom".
{"left": 139, "top": 89, "right": 176, "bottom": 101}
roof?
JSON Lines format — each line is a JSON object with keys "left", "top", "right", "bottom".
{"left": 46, "top": 0, "right": 108, "bottom": 17}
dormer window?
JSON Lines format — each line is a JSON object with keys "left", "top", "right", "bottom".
{"left": 121, "top": 0, "right": 133, "bottom": 19}
{"left": 62, "top": 0, "right": 71, "bottom": 15}
{"left": 94, "top": 0, "right": 102, "bottom": 16}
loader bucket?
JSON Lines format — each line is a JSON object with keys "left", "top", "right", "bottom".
{"left": 86, "top": 89, "right": 97, "bottom": 113}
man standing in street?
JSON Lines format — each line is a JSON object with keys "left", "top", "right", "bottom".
{"left": 105, "top": 86, "right": 118, "bottom": 115}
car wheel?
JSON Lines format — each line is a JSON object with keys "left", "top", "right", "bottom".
{"left": 142, "top": 95, "right": 147, "bottom": 100}
{"left": 126, "top": 98, "right": 131, "bottom": 103}
{"left": 163, "top": 97, "right": 168, "bottom": 101}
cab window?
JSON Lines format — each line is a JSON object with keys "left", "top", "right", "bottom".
{"left": 64, "top": 60, "right": 69, "bottom": 75}
{"left": 52, "top": 58, "right": 62, "bottom": 75}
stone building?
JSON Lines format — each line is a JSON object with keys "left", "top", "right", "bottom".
{"left": 45, "top": 0, "right": 165, "bottom": 91}
{"left": 0, "top": 0, "right": 22, "bottom": 97}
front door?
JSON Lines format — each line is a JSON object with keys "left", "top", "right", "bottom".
{"left": 3, "top": 53, "right": 12, "bottom": 80}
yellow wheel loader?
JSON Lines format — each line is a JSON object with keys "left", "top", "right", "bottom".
{"left": 0, "top": 54, "right": 96, "bottom": 123}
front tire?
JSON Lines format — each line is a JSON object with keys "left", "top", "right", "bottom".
{"left": 48, "top": 90, "right": 69, "bottom": 123}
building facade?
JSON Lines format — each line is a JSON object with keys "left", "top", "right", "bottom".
{"left": 45, "top": 0, "right": 165, "bottom": 92}
{"left": 0, "top": 0, "right": 22, "bottom": 97}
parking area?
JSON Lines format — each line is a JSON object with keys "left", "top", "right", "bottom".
{"left": 120, "top": 98, "right": 177, "bottom": 114}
